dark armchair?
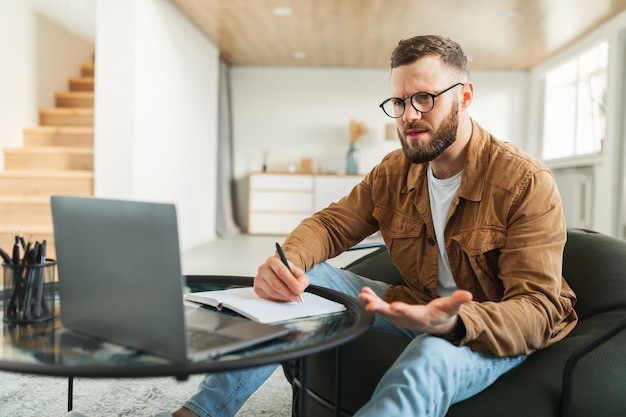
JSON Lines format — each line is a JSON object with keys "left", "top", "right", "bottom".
{"left": 288, "top": 228, "right": 626, "bottom": 417}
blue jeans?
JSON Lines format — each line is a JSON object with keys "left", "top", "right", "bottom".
{"left": 183, "top": 263, "right": 526, "bottom": 417}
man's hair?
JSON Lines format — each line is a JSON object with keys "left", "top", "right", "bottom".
{"left": 390, "top": 35, "right": 469, "bottom": 78}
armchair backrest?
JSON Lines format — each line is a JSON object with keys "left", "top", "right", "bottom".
{"left": 562, "top": 228, "right": 626, "bottom": 320}
{"left": 343, "top": 246, "right": 404, "bottom": 286}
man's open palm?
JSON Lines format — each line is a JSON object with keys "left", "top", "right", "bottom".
{"left": 358, "top": 287, "right": 473, "bottom": 334}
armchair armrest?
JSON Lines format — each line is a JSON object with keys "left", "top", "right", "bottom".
{"left": 561, "top": 317, "right": 626, "bottom": 417}
{"left": 347, "top": 242, "right": 386, "bottom": 251}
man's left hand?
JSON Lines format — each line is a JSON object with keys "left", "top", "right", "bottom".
{"left": 358, "top": 287, "right": 473, "bottom": 335}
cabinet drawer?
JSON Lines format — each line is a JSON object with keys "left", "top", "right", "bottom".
{"left": 314, "top": 175, "right": 363, "bottom": 211}
{"left": 250, "top": 174, "right": 314, "bottom": 191}
{"left": 250, "top": 191, "right": 313, "bottom": 212}
{"left": 248, "top": 213, "right": 308, "bottom": 235}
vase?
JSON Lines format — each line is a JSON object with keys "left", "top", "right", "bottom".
{"left": 346, "top": 144, "right": 359, "bottom": 174}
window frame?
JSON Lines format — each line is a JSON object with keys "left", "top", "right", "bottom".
{"left": 540, "top": 40, "right": 608, "bottom": 161}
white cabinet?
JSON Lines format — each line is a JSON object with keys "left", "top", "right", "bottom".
{"left": 248, "top": 174, "right": 314, "bottom": 235}
{"left": 314, "top": 175, "right": 363, "bottom": 211}
{"left": 248, "top": 173, "right": 363, "bottom": 235}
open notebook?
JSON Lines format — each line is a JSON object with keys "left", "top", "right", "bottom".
{"left": 185, "top": 287, "right": 347, "bottom": 324}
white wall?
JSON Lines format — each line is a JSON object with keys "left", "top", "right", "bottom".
{"left": 231, "top": 67, "right": 529, "bottom": 180}
{"left": 469, "top": 71, "right": 529, "bottom": 148}
{"left": 0, "top": 0, "right": 37, "bottom": 155}
{"left": 231, "top": 67, "right": 396, "bottom": 178}
{"left": 34, "top": 8, "right": 95, "bottom": 109}
{"left": 94, "top": 0, "right": 220, "bottom": 250}
{"left": 32, "top": 0, "right": 96, "bottom": 43}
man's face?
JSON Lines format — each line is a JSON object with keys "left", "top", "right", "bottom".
{"left": 390, "top": 57, "right": 461, "bottom": 164}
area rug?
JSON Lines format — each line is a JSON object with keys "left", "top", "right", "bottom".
{"left": 0, "top": 367, "right": 292, "bottom": 416}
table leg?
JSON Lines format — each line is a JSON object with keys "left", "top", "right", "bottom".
{"left": 299, "top": 357, "right": 308, "bottom": 417}
{"left": 292, "top": 348, "right": 345, "bottom": 417}
{"left": 67, "top": 376, "right": 74, "bottom": 411}
{"left": 335, "top": 347, "right": 342, "bottom": 417}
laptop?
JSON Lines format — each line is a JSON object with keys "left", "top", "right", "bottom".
{"left": 50, "top": 195, "right": 291, "bottom": 362}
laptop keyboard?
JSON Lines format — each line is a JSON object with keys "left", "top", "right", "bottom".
{"left": 187, "top": 328, "right": 241, "bottom": 350}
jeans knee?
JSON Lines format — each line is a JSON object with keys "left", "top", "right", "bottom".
{"left": 398, "top": 336, "right": 475, "bottom": 380}
{"left": 307, "top": 262, "right": 335, "bottom": 284}
{"left": 410, "top": 334, "right": 460, "bottom": 358}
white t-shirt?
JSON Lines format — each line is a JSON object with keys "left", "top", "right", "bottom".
{"left": 427, "top": 165, "right": 463, "bottom": 297}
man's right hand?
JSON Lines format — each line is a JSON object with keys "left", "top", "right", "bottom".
{"left": 254, "top": 256, "right": 310, "bottom": 302}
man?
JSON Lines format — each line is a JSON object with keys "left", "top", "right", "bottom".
{"left": 174, "top": 35, "right": 577, "bottom": 417}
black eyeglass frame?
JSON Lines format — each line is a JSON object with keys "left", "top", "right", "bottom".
{"left": 379, "top": 82, "right": 465, "bottom": 118}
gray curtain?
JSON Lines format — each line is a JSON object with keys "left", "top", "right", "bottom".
{"left": 216, "top": 60, "right": 241, "bottom": 237}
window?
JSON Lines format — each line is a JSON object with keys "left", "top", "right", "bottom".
{"left": 541, "top": 41, "right": 608, "bottom": 160}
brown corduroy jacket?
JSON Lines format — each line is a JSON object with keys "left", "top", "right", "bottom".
{"left": 282, "top": 119, "right": 577, "bottom": 357}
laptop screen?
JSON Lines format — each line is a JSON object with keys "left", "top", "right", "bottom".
{"left": 51, "top": 196, "right": 189, "bottom": 361}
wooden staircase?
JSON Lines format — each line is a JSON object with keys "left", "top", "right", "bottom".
{"left": 0, "top": 62, "right": 95, "bottom": 258}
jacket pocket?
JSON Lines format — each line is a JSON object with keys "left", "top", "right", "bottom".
{"left": 452, "top": 228, "right": 505, "bottom": 286}
{"left": 373, "top": 205, "right": 425, "bottom": 282}
{"left": 373, "top": 205, "right": 424, "bottom": 238}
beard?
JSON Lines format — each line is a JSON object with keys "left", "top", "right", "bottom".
{"left": 399, "top": 101, "right": 459, "bottom": 164}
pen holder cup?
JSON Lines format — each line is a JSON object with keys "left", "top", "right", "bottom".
{"left": 2, "top": 260, "right": 56, "bottom": 324}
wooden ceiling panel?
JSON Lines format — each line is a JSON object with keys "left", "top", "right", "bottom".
{"left": 171, "top": 0, "right": 626, "bottom": 70}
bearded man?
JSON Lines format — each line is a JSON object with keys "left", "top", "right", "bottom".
{"left": 174, "top": 34, "right": 577, "bottom": 417}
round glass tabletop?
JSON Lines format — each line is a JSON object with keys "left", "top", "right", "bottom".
{"left": 0, "top": 275, "right": 373, "bottom": 379}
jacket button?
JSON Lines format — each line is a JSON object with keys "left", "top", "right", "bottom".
{"left": 427, "top": 237, "right": 435, "bottom": 246}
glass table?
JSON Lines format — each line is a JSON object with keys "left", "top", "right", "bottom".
{"left": 0, "top": 275, "right": 373, "bottom": 416}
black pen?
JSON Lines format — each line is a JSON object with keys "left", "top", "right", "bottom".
{"left": 275, "top": 242, "right": 304, "bottom": 303}
{"left": 12, "top": 236, "right": 20, "bottom": 266}
{"left": 18, "top": 232, "right": 26, "bottom": 250}
{"left": 0, "top": 247, "right": 12, "bottom": 264}
{"left": 34, "top": 240, "right": 47, "bottom": 317}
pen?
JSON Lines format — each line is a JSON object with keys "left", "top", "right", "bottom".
{"left": 18, "top": 232, "right": 26, "bottom": 250}
{"left": 12, "top": 236, "right": 20, "bottom": 266}
{"left": 275, "top": 242, "right": 304, "bottom": 303}
{"left": 34, "top": 240, "right": 47, "bottom": 317}
{"left": 0, "top": 247, "right": 12, "bottom": 264}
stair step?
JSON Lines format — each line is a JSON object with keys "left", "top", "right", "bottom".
{"left": 23, "top": 127, "right": 93, "bottom": 148}
{"left": 0, "top": 60, "right": 94, "bottom": 259}
{"left": 69, "top": 77, "right": 94, "bottom": 92}
{"left": 0, "top": 226, "right": 56, "bottom": 259}
{"left": 81, "top": 63, "right": 94, "bottom": 77}
{"left": 4, "top": 147, "right": 94, "bottom": 171}
{"left": 0, "top": 196, "right": 51, "bottom": 226}
{"left": 40, "top": 108, "right": 94, "bottom": 127}
{"left": 55, "top": 91, "right": 94, "bottom": 108}
{"left": 0, "top": 170, "right": 93, "bottom": 196}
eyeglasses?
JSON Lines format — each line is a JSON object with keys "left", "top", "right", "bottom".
{"left": 379, "top": 82, "right": 464, "bottom": 118}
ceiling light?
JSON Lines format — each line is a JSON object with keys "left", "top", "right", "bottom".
{"left": 272, "top": 7, "right": 292, "bottom": 16}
